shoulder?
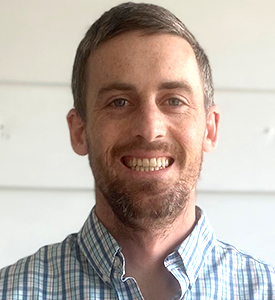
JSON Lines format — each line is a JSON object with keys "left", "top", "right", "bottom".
{"left": 0, "top": 234, "right": 77, "bottom": 299}
{"left": 215, "top": 239, "right": 274, "bottom": 271}
{"left": 211, "top": 239, "right": 275, "bottom": 291}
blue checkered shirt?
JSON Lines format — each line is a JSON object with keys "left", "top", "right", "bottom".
{"left": 1, "top": 207, "right": 274, "bottom": 299}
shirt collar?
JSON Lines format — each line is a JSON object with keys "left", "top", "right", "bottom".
{"left": 77, "top": 208, "right": 121, "bottom": 284}
{"left": 77, "top": 206, "right": 216, "bottom": 287}
{"left": 175, "top": 207, "right": 216, "bottom": 285}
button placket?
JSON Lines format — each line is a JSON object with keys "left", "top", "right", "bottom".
{"left": 102, "top": 274, "right": 110, "bottom": 285}
{"left": 113, "top": 256, "right": 121, "bottom": 268}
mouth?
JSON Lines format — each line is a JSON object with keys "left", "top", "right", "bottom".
{"left": 122, "top": 156, "right": 174, "bottom": 172}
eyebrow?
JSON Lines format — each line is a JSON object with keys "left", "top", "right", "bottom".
{"left": 97, "top": 82, "right": 136, "bottom": 98}
{"left": 96, "top": 80, "right": 194, "bottom": 98}
{"left": 158, "top": 81, "right": 194, "bottom": 94}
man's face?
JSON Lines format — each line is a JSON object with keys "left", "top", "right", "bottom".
{"left": 69, "top": 31, "right": 219, "bottom": 229}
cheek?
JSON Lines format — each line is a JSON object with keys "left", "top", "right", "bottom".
{"left": 88, "top": 117, "right": 124, "bottom": 159}
{"left": 171, "top": 118, "right": 206, "bottom": 152}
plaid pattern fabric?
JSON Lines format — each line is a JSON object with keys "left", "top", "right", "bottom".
{"left": 0, "top": 206, "right": 274, "bottom": 299}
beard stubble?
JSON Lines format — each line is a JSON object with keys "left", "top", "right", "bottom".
{"left": 88, "top": 137, "right": 203, "bottom": 231}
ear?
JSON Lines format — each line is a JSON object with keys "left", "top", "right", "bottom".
{"left": 67, "top": 109, "right": 88, "bottom": 156}
{"left": 203, "top": 105, "right": 220, "bottom": 153}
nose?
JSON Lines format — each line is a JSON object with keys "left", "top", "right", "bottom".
{"left": 132, "top": 102, "right": 166, "bottom": 142}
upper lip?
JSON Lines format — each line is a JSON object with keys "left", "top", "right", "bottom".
{"left": 120, "top": 150, "right": 173, "bottom": 158}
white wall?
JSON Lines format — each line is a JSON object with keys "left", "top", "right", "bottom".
{"left": 1, "top": 0, "right": 275, "bottom": 269}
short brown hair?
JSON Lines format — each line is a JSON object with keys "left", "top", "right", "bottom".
{"left": 72, "top": 2, "right": 214, "bottom": 120}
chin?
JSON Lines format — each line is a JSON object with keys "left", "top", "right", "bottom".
{"left": 99, "top": 177, "right": 191, "bottom": 230}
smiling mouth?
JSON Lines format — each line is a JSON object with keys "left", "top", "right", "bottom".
{"left": 122, "top": 157, "right": 174, "bottom": 172}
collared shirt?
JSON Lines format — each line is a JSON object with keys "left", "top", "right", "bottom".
{"left": 0, "top": 207, "right": 274, "bottom": 299}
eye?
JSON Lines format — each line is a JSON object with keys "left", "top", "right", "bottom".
{"left": 111, "top": 98, "right": 129, "bottom": 107}
{"left": 167, "top": 98, "right": 183, "bottom": 106}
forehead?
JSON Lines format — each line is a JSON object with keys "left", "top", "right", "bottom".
{"left": 86, "top": 31, "right": 203, "bottom": 97}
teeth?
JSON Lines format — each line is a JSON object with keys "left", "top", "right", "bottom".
{"left": 143, "top": 158, "right": 150, "bottom": 167}
{"left": 149, "top": 158, "right": 157, "bottom": 167}
{"left": 125, "top": 157, "right": 171, "bottom": 171}
{"left": 157, "top": 158, "right": 162, "bottom": 167}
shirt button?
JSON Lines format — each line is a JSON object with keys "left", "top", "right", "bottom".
{"left": 113, "top": 257, "right": 120, "bottom": 268}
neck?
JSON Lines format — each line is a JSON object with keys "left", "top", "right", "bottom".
{"left": 120, "top": 205, "right": 197, "bottom": 271}
{"left": 95, "top": 188, "right": 197, "bottom": 264}
{"left": 95, "top": 189, "right": 198, "bottom": 300}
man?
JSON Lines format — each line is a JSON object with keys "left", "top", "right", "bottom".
{"left": 0, "top": 2, "right": 274, "bottom": 299}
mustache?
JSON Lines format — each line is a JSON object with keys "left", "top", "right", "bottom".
{"left": 111, "top": 137, "right": 184, "bottom": 159}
